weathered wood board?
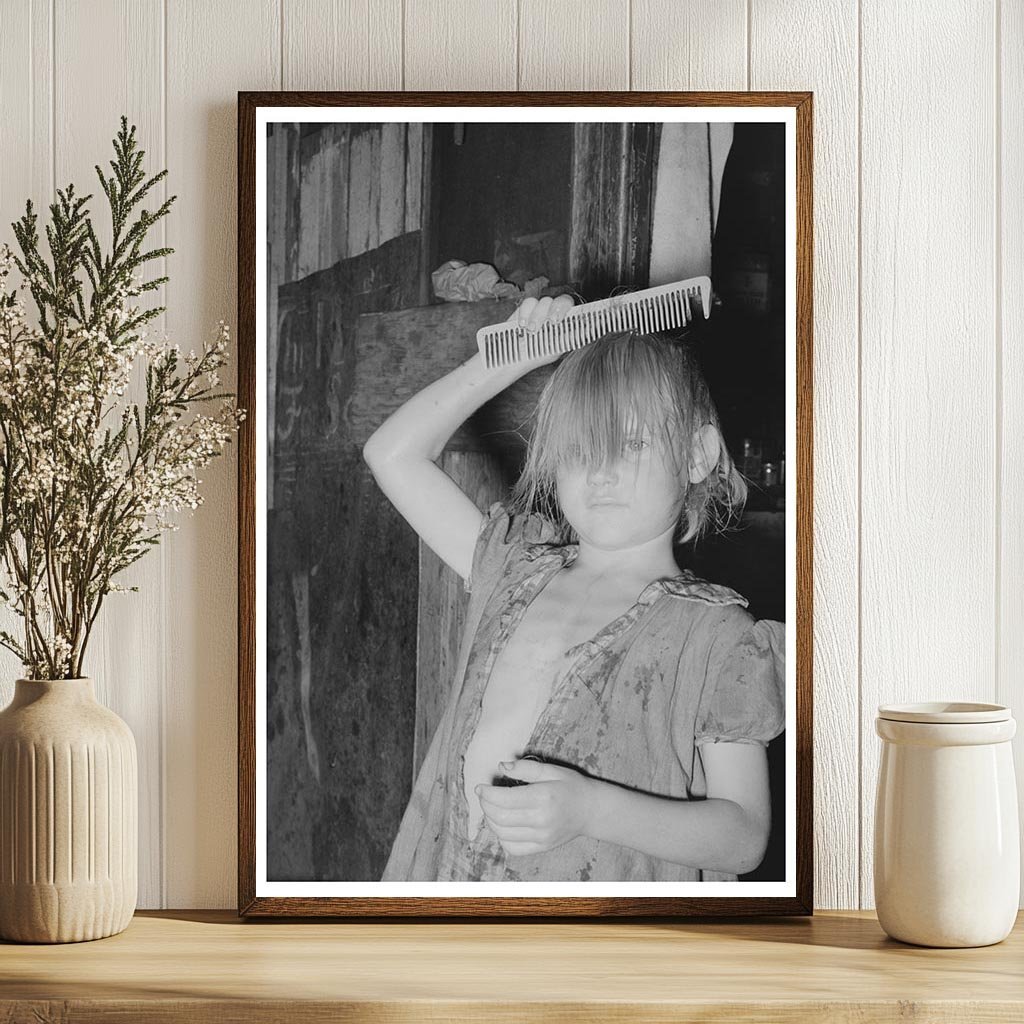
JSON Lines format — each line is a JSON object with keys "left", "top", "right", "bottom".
{"left": 267, "top": 232, "right": 423, "bottom": 882}
{"left": 349, "top": 298, "right": 564, "bottom": 458}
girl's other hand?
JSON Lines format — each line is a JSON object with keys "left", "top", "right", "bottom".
{"left": 475, "top": 758, "right": 596, "bottom": 856}
{"left": 502, "top": 293, "right": 576, "bottom": 369}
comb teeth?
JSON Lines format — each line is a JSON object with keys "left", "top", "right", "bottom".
{"left": 477, "top": 276, "right": 712, "bottom": 369}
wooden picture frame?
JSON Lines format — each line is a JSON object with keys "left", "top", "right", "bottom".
{"left": 238, "top": 91, "right": 813, "bottom": 917}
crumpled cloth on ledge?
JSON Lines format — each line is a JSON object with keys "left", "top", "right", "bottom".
{"left": 431, "top": 259, "right": 548, "bottom": 303}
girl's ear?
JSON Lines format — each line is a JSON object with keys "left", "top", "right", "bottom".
{"left": 688, "top": 424, "right": 722, "bottom": 483}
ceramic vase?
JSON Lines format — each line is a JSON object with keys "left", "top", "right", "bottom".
{"left": 874, "top": 701, "right": 1019, "bottom": 948}
{"left": 0, "top": 677, "right": 137, "bottom": 943}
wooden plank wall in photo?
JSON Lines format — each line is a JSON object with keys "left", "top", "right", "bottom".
{"left": 0, "top": 0, "right": 1018, "bottom": 910}
{"left": 265, "top": 122, "right": 425, "bottom": 881}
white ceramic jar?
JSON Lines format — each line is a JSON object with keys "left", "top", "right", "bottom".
{"left": 874, "top": 702, "right": 1019, "bottom": 947}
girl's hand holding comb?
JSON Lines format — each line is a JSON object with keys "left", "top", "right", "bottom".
{"left": 502, "top": 293, "right": 576, "bottom": 371}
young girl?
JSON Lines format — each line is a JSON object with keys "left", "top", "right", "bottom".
{"left": 363, "top": 294, "right": 785, "bottom": 883}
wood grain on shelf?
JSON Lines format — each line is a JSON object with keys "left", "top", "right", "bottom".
{"left": 1, "top": 911, "right": 1023, "bottom": 1023}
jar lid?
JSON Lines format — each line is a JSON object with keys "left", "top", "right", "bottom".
{"left": 877, "top": 701, "right": 1011, "bottom": 724}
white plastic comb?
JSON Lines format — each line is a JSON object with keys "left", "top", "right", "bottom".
{"left": 477, "top": 276, "right": 712, "bottom": 369}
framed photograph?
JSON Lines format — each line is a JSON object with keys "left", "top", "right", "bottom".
{"left": 238, "top": 91, "right": 812, "bottom": 916}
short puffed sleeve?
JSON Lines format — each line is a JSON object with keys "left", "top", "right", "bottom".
{"left": 694, "top": 619, "right": 786, "bottom": 746}
{"left": 463, "top": 501, "right": 562, "bottom": 595}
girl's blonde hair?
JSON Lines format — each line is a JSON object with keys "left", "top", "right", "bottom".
{"left": 510, "top": 330, "right": 747, "bottom": 545}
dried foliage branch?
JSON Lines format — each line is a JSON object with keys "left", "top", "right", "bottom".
{"left": 0, "top": 116, "right": 245, "bottom": 679}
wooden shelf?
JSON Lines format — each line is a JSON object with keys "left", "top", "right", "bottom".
{"left": 2, "top": 910, "right": 1022, "bottom": 1022}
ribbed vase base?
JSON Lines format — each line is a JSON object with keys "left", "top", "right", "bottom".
{"left": 0, "top": 678, "right": 139, "bottom": 945}
{"left": 0, "top": 879, "right": 135, "bottom": 943}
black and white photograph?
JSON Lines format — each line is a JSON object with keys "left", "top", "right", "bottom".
{"left": 240, "top": 97, "right": 809, "bottom": 915}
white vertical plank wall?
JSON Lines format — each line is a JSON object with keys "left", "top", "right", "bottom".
{"left": 1001, "top": 0, "right": 1024, "bottom": 905}
{"left": 162, "top": 0, "right": 279, "bottom": 908}
{"left": 518, "top": 0, "right": 629, "bottom": 90}
{"left": 404, "top": 1, "right": 517, "bottom": 90}
{"left": 632, "top": 1, "right": 746, "bottom": 91}
{"left": 53, "top": 0, "right": 167, "bottom": 911}
{"left": 0, "top": 0, "right": 1017, "bottom": 910}
{"left": 750, "top": 0, "right": 860, "bottom": 912}
{"left": 859, "top": 0, "right": 999, "bottom": 910}
{"left": 0, "top": 1, "right": 53, "bottom": 692}
{"left": 283, "top": 0, "right": 402, "bottom": 91}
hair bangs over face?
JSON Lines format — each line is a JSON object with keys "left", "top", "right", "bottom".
{"left": 513, "top": 332, "right": 692, "bottom": 508}
{"left": 511, "top": 330, "right": 747, "bottom": 544}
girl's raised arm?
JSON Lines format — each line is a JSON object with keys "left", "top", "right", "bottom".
{"left": 362, "top": 294, "right": 573, "bottom": 581}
